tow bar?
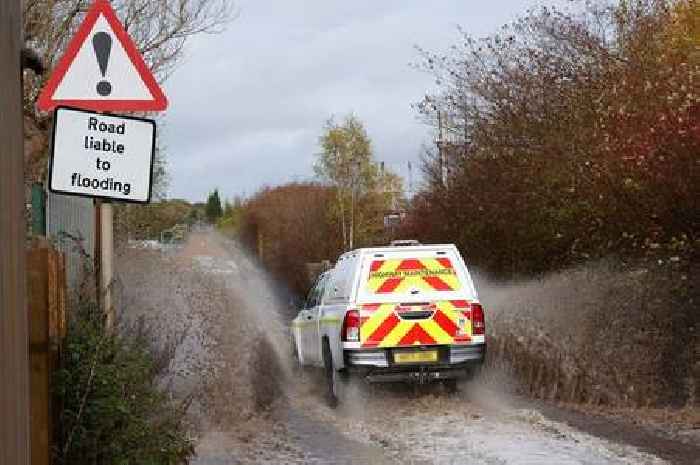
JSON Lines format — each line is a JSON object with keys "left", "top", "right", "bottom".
{"left": 409, "top": 367, "right": 443, "bottom": 384}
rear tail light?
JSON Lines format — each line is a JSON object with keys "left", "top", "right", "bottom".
{"left": 342, "top": 309, "right": 360, "bottom": 342}
{"left": 471, "top": 303, "right": 485, "bottom": 335}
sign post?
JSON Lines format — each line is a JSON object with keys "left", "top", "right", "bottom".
{"left": 37, "top": 0, "right": 168, "bottom": 328}
{"left": 100, "top": 202, "right": 114, "bottom": 328}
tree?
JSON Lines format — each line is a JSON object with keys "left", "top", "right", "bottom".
{"left": 238, "top": 183, "right": 342, "bottom": 296}
{"left": 205, "top": 189, "right": 223, "bottom": 224}
{"left": 217, "top": 196, "right": 244, "bottom": 233}
{"left": 315, "top": 114, "right": 405, "bottom": 249}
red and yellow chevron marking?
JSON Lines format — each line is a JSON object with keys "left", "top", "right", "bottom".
{"left": 366, "top": 258, "right": 462, "bottom": 295}
{"left": 360, "top": 300, "right": 472, "bottom": 348}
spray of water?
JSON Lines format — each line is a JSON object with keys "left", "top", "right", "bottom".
{"left": 115, "top": 230, "right": 299, "bottom": 429}
{"left": 470, "top": 261, "right": 690, "bottom": 408}
{"left": 113, "top": 234, "right": 692, "bottom": 464}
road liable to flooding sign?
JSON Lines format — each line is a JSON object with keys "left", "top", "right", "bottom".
{"left": 49, "top": 106, "right": 156, "bottom": 203}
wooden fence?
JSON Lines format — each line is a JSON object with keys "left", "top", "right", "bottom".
{"left": 27, "top": 239, "right": 67, "bottom": 465}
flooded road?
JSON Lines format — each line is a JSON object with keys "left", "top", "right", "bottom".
{"left": 116, "top": 232, "right": 669, "bottom": 465}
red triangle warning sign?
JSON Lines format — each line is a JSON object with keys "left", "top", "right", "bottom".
{"left": 37, "top": 0, "right": 167, "bottom": 112}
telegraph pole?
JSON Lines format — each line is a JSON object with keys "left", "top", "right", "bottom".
{"left": 437, "top": 110, "right": 448, "bottom": 188}
{"left": 349, "top": 160, "right": 360, "bottom": 250}
{"left": 0, "top": 1, "right": 31, "bottom": 464}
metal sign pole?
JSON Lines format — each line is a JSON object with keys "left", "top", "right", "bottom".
{"left": 93, "top": 198, "right": 114, "bottom": 330}
{"left": 94, "top": 199, "right": 102, "bottom": 310}
{"left": 101, "top": 202, "right": 114, "bottom": 329}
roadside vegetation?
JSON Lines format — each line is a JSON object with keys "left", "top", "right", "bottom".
{"left": 205, "top": 189, "right": 224, "bottom": 224}
{"left": 54, "top": 298, "right": 194, "bottom": 465}
{"left": 406, "top": 0, "right": 697, "bottom": 277}
{"left": 114, "top": 199, "right": 194, "bottom": 245}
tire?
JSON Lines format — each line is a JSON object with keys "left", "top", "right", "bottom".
{"left": 322, "top": 337, "right": 339, "bottom": 408}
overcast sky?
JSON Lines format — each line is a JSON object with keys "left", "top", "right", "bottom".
{"left": 160, "top": 0, "right": 561, "bottom": 202}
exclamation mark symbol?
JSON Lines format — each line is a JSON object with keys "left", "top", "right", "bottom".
{"left": 93, "top": 32, "right": 112, "bottom": 96}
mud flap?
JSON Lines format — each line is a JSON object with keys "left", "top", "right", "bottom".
{"left": 322, "top": 338, "right": 338, "bottom": 408}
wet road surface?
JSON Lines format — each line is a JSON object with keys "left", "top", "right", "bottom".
{"left": 118, "top": 232, "right": 672, "bottom": 465}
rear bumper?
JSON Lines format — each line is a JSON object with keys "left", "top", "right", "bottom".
{"left": 344, "top": 344, "right": 485, "bottom": 383}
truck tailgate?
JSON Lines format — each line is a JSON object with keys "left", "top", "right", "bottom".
{"left": 359, "top": 300, "right": 473, "bottom": 348}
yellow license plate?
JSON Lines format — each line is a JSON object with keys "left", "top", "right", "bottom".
{"left": 394, "top": 350, "right": 438, "bottom": 364}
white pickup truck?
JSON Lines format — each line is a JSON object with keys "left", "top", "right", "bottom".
{"left": 291, "top": 241, "right": 486, "bottom": 405}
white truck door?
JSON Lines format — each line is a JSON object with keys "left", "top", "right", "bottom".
{"left": 299, "top": 274, "right": 326, "bottom": 365}
{"left": 308, "top": 273, "right": 332, "bottom": 366}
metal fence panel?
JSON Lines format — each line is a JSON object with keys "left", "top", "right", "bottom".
{"left": 46, "top": 191, "right": 95, "bottom": 296}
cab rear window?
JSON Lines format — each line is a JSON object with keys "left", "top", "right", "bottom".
{"left": 354, "top": 247, "right": 477, "bottom": 304}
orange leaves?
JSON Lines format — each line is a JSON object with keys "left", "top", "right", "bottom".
{"left": 407, "top": 0, "right": 698, "bottom": 277}
{"left": 237, "top": 183, "right": 343, "bottom": 295}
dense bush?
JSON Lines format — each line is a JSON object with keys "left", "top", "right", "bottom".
{"left": 53, "top": 301, "right": 194, "bottom": 465}
{"left": 114, "top": 199, "right": 194, "bottom": 244}
{"left": 404, "top": 0, "right": 698, "bottom": 278}
{"left": 236, "top": 182, "right": 344, "bottom": 296}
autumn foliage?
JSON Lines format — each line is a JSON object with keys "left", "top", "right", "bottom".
{"left": 233, "top": 115, "right": 404, "bottom": 296}
{"left": 404, "top": 0, "right": 698, "bottom": 277}
{"left": 237, "top": 183, "right": 343, "bottom": 296}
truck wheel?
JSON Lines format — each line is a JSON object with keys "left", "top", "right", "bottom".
{"left": 322, "top": 338, "right": 338, "bottom": 408}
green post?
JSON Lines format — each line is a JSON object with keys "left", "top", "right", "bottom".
{"left": 31, "top": 183, "right": 46, "bottom": 236}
